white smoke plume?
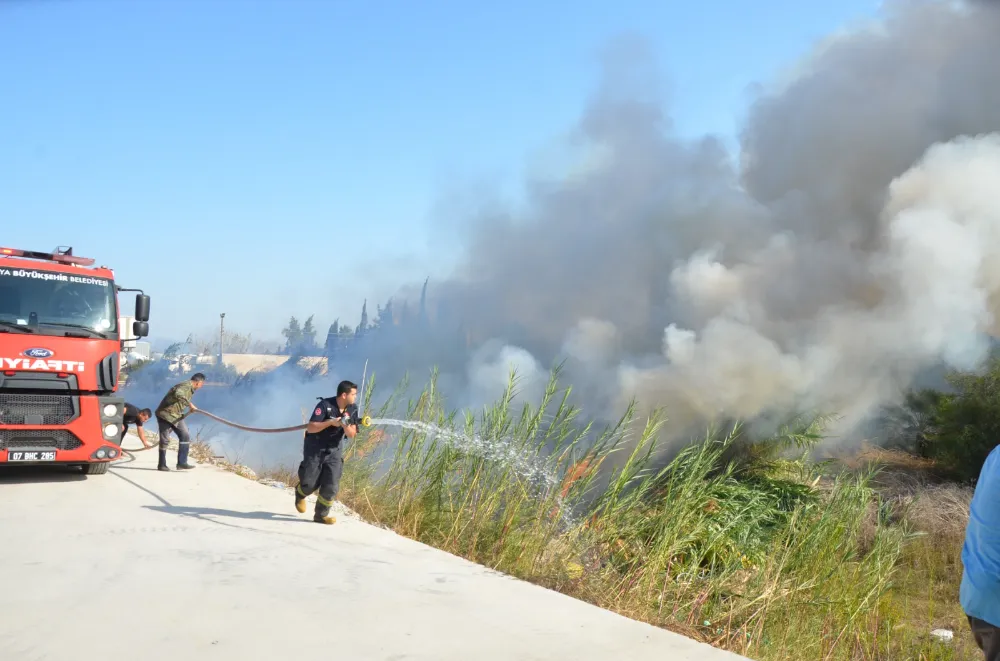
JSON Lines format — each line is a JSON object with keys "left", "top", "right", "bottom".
{"left": 382, "top": 0, "right": 1000, "bottom": 446}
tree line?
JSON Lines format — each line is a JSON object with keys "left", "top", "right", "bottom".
{"left": 280, "top": 278, "right": 430, "bottom": 357}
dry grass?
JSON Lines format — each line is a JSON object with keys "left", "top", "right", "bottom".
{"left": 829, "top": 446, "right": 978, "bottom": 660}
{"left": 190, "top": 437, "right": 286, "bottom": 483}
{"left": 791, "top": 442, "right": 971, "bottom": 658}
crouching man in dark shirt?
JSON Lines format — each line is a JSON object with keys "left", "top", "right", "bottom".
{"left": 122, "top": 403, "right": 153, "bottom": 449}
{"left": 294, "top": 380, "right": 360, "bottom": 525}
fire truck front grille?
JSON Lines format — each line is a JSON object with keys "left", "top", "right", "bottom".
{"left": 0, "top": 393, "right": 76, "bottom": 425}
{"left": 0, "top": 430, "right": 83, "bottom": 451}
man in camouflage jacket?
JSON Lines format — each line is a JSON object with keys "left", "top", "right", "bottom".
{"left": 154, "top": 372, "right": 205, "bottom": 471}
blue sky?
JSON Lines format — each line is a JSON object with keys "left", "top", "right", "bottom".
{"left": 1, "top": 0, "right": 880, "bottom": 346}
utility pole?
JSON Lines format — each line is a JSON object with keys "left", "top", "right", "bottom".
{"left": 219, "top": 313, "right": 226, "bottom": 367}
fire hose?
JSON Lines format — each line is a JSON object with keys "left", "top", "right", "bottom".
{"left": 119, "top": 409, "right": 373, "bottom": 453}
{"left": 194, "top": 409, "right": 373, "bottom": 432}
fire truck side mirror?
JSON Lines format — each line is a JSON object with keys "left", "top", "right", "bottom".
{"left": 135, "top": 294, "right": 151, "bottom": 322}
{"left": 133, "top": 320, "right": 149, "bottom": 338}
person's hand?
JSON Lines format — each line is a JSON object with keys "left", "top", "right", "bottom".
{"left": 142, "top": 440, "right": 153, "bottom": 449}
{"left": 189, "top": 403, "right": 199, "bottom": 412}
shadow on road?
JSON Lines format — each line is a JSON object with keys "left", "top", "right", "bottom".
{"left": 143, "top": 505, "right": 309, "bottom": 523}
{"left": 110, "top": 470, "right": 311, "bottom": 537}
{"left": 0, "top": 466, "right": 88, "bottom": 484}
{"left": 110, "top": 467, "right": 172, "bottom": 505}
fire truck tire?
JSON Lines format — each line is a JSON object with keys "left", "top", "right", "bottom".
{"left": 82, "top": 462, "right": 109, "bottom": 475}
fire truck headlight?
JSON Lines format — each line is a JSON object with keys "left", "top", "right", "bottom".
{"left": 96, "top": 449, "right": 107, "bottom": 459}
{"left": 103, "top": 424, "right": 118, "bottom": 437}
{"left": 103, "top": 404, "right": 119, "bottom": 417}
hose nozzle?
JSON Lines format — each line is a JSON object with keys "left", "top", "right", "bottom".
{"left": 360, "top": 415, "right": 372, "bottom": 427}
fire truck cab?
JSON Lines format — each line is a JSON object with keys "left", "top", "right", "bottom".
{"left": 0, "top": 246, "right": 151, "bottom": 475}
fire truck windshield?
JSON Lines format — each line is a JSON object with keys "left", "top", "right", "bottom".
{"left": 0, "top": 266, "right": 117, "bottom": 337}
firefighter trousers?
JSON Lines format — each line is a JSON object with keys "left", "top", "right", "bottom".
{"left": 156, "top": 416, "right": 191, "bottom": 466}
{"left": 969, "top": 615, "right": 1000, "bottom": 661}
{"left": 296, "top": 438, "right": 343, "bottom": 517}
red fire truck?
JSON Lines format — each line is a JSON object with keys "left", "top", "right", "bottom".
{"left": 0, "top": 245, "right": 151, "bottom": 475}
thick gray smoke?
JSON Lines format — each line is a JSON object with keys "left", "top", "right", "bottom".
{"left": 385, "top": 0, "right": 1000, "bottom": 445}
{"left": 132, "top": 0, "right": 1000, "bottom": 467}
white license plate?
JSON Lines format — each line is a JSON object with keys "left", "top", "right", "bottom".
{"left": 7, "top": 451, "right": 56, "bottom": 462}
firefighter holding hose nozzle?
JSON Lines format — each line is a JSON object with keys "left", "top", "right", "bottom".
{"left": 294, "top": 379, "right": 360, "bottom": 524}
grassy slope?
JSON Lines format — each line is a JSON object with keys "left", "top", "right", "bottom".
{"left": 844, "top": 448, "right": 977, "bottom": 660}
{"left": 194, "top": 370, "right": 982, "bottom": 661}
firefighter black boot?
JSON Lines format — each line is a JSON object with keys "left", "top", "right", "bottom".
{"left": 176, "top": 441, "right": 195, "bottom": 470}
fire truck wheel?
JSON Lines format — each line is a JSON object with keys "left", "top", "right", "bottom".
{"left": 82, "top": 462, "right": 109, "bottom": 475}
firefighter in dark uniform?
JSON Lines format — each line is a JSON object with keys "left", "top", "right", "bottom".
{"left": 294, "top": 379, "right": 360, "bottom": 525}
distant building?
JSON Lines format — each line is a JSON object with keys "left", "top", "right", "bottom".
{"left": 171, "top": 353, "right": 212, "bottom": 372}
{"left": 221, "top": 353, "right": 327, "bottom": 376}
{"left": 154, "top": 352, "right": 326, "bottom": 376}
{"left": 128, "top": 342, "right": 152, "bottom": 361}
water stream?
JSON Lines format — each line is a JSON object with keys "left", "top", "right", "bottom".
{"left": 368, "top": 417, "right": 576, "bottom": 525}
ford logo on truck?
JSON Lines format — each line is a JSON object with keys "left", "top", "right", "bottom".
{"left": 22, "top": 348, "right": 54, "bottom": 359}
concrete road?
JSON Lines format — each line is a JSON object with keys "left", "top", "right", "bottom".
{"left": 0, "top": 444, "right": 750, "bottom": 661}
